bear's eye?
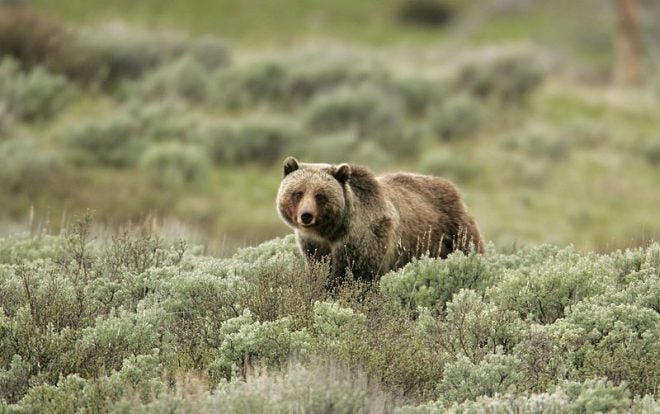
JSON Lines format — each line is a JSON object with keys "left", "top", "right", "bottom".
{"left": 315, "top": 194, "right": 327, "bottom": 203}
{"left": 292, "top": 191, "right": 304, "bottom": 200}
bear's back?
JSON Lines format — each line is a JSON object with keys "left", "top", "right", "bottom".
{"left": 376, "top": 172, "right": 482, "bottom": 258}
{"left": 377, "top": 172, "right": 461, "bottom": 210}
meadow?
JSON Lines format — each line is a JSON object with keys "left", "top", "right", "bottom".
{"left": 0, "top": 0, "right": 659, "bottom": 412}
{"left": 1, "top": 3, "right": 659, "bottom": 254}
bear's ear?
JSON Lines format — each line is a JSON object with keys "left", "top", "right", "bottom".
{"left": 282, "top": 157, "right": 299, "bottom": 177}
{"left": 334, "top": 163, "right": 351, "bottom": 184}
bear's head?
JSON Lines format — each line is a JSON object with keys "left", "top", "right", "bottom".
{"left": 277, "top": 156, "right": 351, "bottom": 238}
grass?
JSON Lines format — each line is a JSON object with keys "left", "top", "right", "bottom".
{"left": 463, "top": 81, "right": 660, "bottom": 250}
{"left": 28, "top": 0, "right": 621, "bottom": 67}
{"left": 31, "top": 0, "right": 455, "bottom": 46}
{"left": 3, "top": 77, "right": 659, "bottom": 255}
{"left": 1, "top": 3, "right": 658, "bottom": 256}
{"left": 466, "top": 0, "right": 615, "bottom": 73}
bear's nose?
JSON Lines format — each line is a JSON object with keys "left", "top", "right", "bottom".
{"left": 300, "top": 212, "right": 314, "bottom": 225}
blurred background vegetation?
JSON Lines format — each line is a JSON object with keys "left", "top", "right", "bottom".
{"left": 0, "top": 0, "right": 659, "bottom": 255}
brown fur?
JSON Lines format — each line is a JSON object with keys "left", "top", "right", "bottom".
{"left": 277, "top": 157, "right": 484, "bottom": 282}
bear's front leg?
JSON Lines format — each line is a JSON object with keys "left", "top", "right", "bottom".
{"left": 296, "top": 233, "right": 331, "bottom": 263}
{"left": 332, "top": 240, "right": 386, "bottom": 283}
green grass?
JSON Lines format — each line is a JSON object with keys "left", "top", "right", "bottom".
{"left": 411, "top": 79, "right": 660, "bottom": 251}
{"left": 2, "top": 3, "right": 658, "bottom": 255}
{"left": 28, "top": 0, "right": 615, "bottom": 59}
{"left": 4, "top": 76, "right": 660, "bottom": 256}
{"left": 31, "top": 0, "right": 455, "bottom": 46}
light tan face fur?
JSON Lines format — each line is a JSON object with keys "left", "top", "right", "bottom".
{"left": 277, "top": 168, "right": 345, "bottom": 235}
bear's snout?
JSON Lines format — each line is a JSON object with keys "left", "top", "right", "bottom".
{"left": 296, "top": 192, "right": 318, "bottom": 227}
{"left": 299, "top": 212, "right": 315, "bottom": 226}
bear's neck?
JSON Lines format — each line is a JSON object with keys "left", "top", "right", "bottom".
{"left": 318, "top": 168, "right": 383, "bottom": 244}
{"left": 347, "top": 166, "right": 381, "bottom": 204}
{"left": 331, "top": 169, "right": 385, "bottom": 242}
{"left": 320, "top": 186, "right": 352, "bottom": 243}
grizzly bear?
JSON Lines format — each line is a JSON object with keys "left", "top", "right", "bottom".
{"left": 277, "top": 157, "right": 483, "bottom": 282}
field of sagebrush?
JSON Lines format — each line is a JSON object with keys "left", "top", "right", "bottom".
{"left": 0, "top": 220, "right": 658, "bottom": 412}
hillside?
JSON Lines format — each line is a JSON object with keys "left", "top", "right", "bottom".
{"left": 1, "top": 4, "right": 659, "bottom": 254}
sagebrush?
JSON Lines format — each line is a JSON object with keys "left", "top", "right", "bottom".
{"left": 0, "top": 223, "right": 657, "bottom": 412}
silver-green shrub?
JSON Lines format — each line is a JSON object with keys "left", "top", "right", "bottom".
{"left": 77, "top": 23, "right": 188, "bottom": 83}
{"left": 389, "top": 76, "right": 447, "bottom": 117}
{"left": 454, "top": 47, "right": 544, "bottom": 105}
{"left": 0, "top": 137, "right": 63, "bottom": 194}
{"left": 381, "top": 252, "right": 495, "bottom": 312}
{"left": 417, "top": 290, "right": 524, "bottom": 363}
{"left": 1, "top": 226, "right": 659, "bottom": 412}
{"left": 489, "top": 247, "right": 616, "bottom": 324}
{"left": 313, "top": 301, "right": 366, "bottom": 346}
{"left": 0, "top": 234, "right": 67, "bottom": 264}
{"left": 302, "top": 84, "right": 410, "bottom": 154}
{"left": 437, "top": 352, "right": 523, "bottom": 404}
{"left": 60, "top": 101, "right": 192, "bottom": 167}
{"left": 547, "top": 301, "right": 659, "bottom": 395}
{"left": 60, "top": 110, "right": 144, "bottom": 167}
{"left": 400, "top": 379, "right": 648, "bottom": 414}
{"left": 212, "top": 48, "right": 377, "bottom": 110}
{"left": 213, "top": 60, "right": 287, "bottom": 110}
{"left": 208, "top": 310, "right": 312, "bottom": 381}
{"left": 429, "top": 94, "right": 482, "bottom": 141}
{"left": 139, "top": 142, "right": 212, "bottom": 189}
{"left": 188, "top": 35, "right": 231, "bottom": 71}
{"left": 281, "top": 48, "right": 379, "bottom": 106}
{"left": 77, "top": 306, "right": 169, "bottom": 377}
{"left": 139, "top": 361, "right": 397, "bottom": 414}
{"left": 0, "top": 57, "right": 75, "bottom": 122}
{"left": 193, "top": 117, "right": 302, "bottom": 165}
{"left": 130, "top": 100, "right": 193, "bottom": 141}
{"left": 0, "top": 355, "right": 31, "bottom": 404}
{"left": 131, "top": 56, "right": 210, "bottom": 103}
